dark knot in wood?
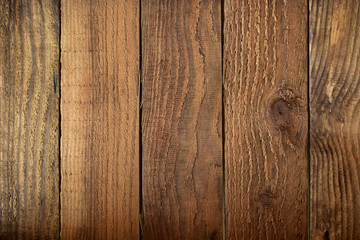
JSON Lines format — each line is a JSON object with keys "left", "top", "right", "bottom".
{"left": 270, "top": 98, "right": 294, "bottom": 130}
{"left": 259, "top": 190, "right": 276, "bottom": 208}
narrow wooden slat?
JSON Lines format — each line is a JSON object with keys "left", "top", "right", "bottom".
{"left": 223, "top": 1, "right": 308, "bottom": 239}
{"left": 0, "top": 0, "right": 60, "bottom": 239}
{"left": 310, "top": 0, "right": 360, "bottom": 239}
{"left": 60, "top": 0, "right": 139, "bottom": 238}
{"left": 141, "top": 0, "right": 223, "bottom": 239}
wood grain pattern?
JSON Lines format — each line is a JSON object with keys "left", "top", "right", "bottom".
{"left": 0, "top": 0, "right": 60, "bottom": 239}
{"left": 310, "top": 0, "right": 360, "bottom": 239}
{"left": 141, "top": 0, "right": 223, "bottom": 239}
{"left": 223, "top": 0, "right": 308, "bottom": 239}
{"left": 60, "top": 0, "right": 139, "bottom": 239}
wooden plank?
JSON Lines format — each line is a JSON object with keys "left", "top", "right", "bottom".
{"left": 223, "top": 0, "right": 308, "bottom": 239}
{"left": 0, "top": 0, "right": 60, "bottom": 239}
{"left": 141, "top": 0, "right": 223, "bottom": 239}
{"left": 60, "top": 0, "right": 139, "bottom": 238}
{"left": 310, "top": 0, "right": 360, "bottom": 239}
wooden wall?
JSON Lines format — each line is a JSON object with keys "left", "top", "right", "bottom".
{"left": 0, "top": 0, "right": 359, "bottom": 239}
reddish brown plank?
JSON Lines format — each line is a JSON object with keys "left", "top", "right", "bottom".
{"left": 60, "top": 0, "right": 140, "bottom": 238}
{"left": 310, "top": 0, "right": 360, "bottom": 239}
{"left": 141, "top": 0, "right": 223, "bottom": 239}
{"left": 223, "top": 0, "right": 308, "bottom": 239}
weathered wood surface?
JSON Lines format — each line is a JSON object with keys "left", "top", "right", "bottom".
{"left": 310, "top": 0, "right": 360, "bottom": 239}
{"left": 0, "top": 0, "right": 60, "bottom": 239}
{"left": 60, "top": 0, "right": 140, "bottom": 239}
{"left": 223, "top": 0, "right": 308, "bottom": 239}
{"left": 141, "top": 0, "right": 223, "bottom": 239}
{"left": 2, "top": 1, "right": 360, "bottom": 239}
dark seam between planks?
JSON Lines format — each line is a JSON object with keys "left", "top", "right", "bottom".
{"left": 58, "top": 0, "right": 61, "bottom": 239}
{"left": 139, "top": 0, "right": 143, "bottom": 239}
{"left": 307, "top": 1, "right": 311, "bottom": 240}
{"left": 220, "top": 0, "right": 225, "bottom": 239}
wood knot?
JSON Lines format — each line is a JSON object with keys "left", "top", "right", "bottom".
{"left": 313, "top": 229, "right": 330, "bottom": 240}
{"left": 323, "top": 230, "right": 329, "bottom": 240}
{"left": 270, "top": 99, "right": 294, "bottom": 130}
{"left": 259, "top": 190, "right": 276, "bottom": 208}
{"left": 210, "top": 231, "right": 220, "bottom": 240}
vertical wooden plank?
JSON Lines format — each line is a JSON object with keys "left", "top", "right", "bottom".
{"left": 0, "top": 0, "right": 60, "bottom": 239}
{"left": 310, "top": 0, "right": 360, "bottom": 239}
{"left": 141, "top": 0, "right": 223, "bottom": 239}
{"left": 60, "top": 0, "right": 139, "bottom": 239}
{"left": 223, "top": 1, "right": 308, "bottom": 239}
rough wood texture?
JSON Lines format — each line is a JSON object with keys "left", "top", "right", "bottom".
{"left": 0, "top": 0, "right": 60, "bottom": 239}
{"left": 310, "top": 0, "right": 360, "bottom": 239}
{"left": 223, "top": 0, "right": 308, "bottom": 239}
{"left": 60, "top": 0, "right": 139, "bottom": 239}
{"left": 141, "top": 0, "right": 223, "bottom": 239}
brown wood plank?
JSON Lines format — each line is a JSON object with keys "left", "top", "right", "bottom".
{"left": 223, "top": 0, "right": 308, "bottom": 239}
{"left": 310, "top": 0, "right": 360, "bottom": 239}
{"left": 60, "top": 0, "right": 139, "bottom": 239}
{"left": 0, "top": 0, "right": 60, "bottom": 239}
{"left": 141, "top": 0, "right": 223, "bottom": 239}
